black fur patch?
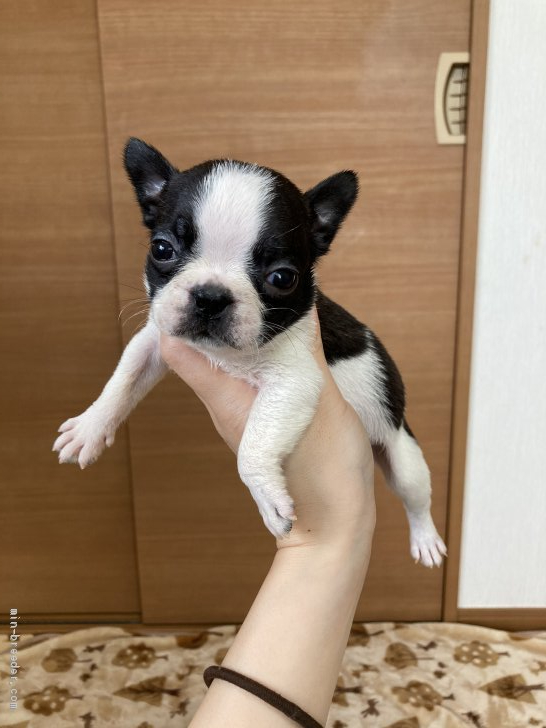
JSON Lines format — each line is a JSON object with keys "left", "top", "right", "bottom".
{"left": 124, "top": 138, "right": 176, "bottom": 229}
{"left": 315, "top": 290, "right": 369, "bottom": 364}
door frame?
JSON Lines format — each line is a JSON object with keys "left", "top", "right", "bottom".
{"left": 442, "top": 0, "right": 489, "bottom": 623}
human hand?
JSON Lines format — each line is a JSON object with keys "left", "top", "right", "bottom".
{"left": 160, "top": 308, "right": 375, "bottom": 552}
{"left": 167, "top": 310, "right": 376, "bottom": 727}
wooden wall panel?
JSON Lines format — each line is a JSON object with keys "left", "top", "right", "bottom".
{"left": 0, "top": 1, "right": 140, "bottom": 616}
{"left": 97, "top": 0, "right": 470, "bottom": 622}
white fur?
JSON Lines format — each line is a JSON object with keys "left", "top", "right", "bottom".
{"left": 194, "top": 161, "right": 274, "bottom": 269}
{"left": 375, "top": 426, "right": 447, "bottom": 567}
{"left": 327, "top": 349, "right": 447, "bottom": 567}
{"left": 330, "top": 340, "right": 393, "bottom": 446}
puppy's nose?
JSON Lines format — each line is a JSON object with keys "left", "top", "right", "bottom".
{"left": 191, "top": 284, "right": 234, "bottom": 317}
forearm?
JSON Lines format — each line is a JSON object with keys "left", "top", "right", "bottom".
{"left": 190, "top": 514, "right": 374, "bottom": 727}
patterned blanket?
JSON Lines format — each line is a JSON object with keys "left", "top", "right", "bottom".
{"left": 1, "top": 622, "right": 545, "bottom": 727}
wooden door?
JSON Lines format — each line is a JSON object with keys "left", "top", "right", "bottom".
{"left": 0, "top": 1, "right": 140, "bottom": 619}
{"left": 97, "top": 0, "right": 470, "bottom": 622}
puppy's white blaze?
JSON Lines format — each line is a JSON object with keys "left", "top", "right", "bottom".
{"left": 194, "top": 161, "right": 275, "bottom": 268}
{"left": 330, "top": 344, "right": 393, "bottom": 445}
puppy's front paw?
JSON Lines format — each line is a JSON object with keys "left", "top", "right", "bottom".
{"left": 53, "top": 407, "right": 116, "bottom": 469}
{"left": 238, "top": 455, "right": 297, "bottom": 539}
{"left": 409, "top": 515, "right": 447, "bottom": 568}
{"left": 252, "top": 488, "right": 296, "bottom": 540}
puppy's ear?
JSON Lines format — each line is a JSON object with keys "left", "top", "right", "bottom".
{"left": 124, "top": 137, "right": 176, "bottom": 229}
{"left": 304, "top": 171, "right": 358, "bottom": 256}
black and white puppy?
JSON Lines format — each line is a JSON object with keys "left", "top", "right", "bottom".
{"left": 53, "top": 138, "right": 446, "bottom": 567}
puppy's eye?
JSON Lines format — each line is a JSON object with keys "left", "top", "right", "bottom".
{"left": 265, "top": 268, "right": 299, "bottom": 293}
{"left": 151, "top": 239, "right": 175, "bottom": 262}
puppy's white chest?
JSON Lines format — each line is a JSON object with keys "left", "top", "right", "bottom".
{"left": 197, "top": 310, "right": 317, "bottom": 389}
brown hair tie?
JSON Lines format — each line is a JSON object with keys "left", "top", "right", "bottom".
{"left": 203, "top": 665, "right": 323, "bottom": 728}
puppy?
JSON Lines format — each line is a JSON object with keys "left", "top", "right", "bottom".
{"left": 53, "top": 138, "right": 446, "bottom": 567}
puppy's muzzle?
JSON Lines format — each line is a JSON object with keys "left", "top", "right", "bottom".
{"left": 191, "top": 283, "right": 234, "bottom": 320}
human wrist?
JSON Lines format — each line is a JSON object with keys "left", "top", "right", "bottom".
{"left": 278, "top": 465, "right": 376, "bottom": 552}
{"left": 275, "top": 506, "right": 375, "bottom": 582}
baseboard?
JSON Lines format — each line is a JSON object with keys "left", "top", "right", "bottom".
{"left": 457, "top": 608, "right": 546, "bottom": 631}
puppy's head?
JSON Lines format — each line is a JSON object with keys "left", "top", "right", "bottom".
{"left": 124, "top": 138, "right": 358, "bottom": 351}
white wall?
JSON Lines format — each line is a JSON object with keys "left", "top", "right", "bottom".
{"left": 458, "top": 0, "right": 546, "bottom": 608}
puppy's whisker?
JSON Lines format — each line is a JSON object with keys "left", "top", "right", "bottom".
{"left": 280, "top": 331, "right": 298, "bottom": 356}
{"left": 264, "top": 320, "right": 306, "bottom": 346}
{"left": 118, "top": 298, "right": 150, "bottom": 320}
{"left": 284, "top": 328, "right": 302, "bottom": 353}
{"left": 121, "top": 307, "right": 149, "bottom": 328}
{"left": 262, "top": 322, "right": 287, "bottom": 336}
{"left": 131, "top": 320, "right": 148, "bottom": 336}
{"left": 284, "top": 327, "right": 307, "bottom": 350}
{"left": 262, "top": 323, "right": 300, "bottom": 355}
{"left": 251, "top": 339, "right": 260, "bottom": 368}
{"left": 243, "top": 332, "right": 260, "bottom": 368}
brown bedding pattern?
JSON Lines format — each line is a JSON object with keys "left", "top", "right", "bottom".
{"left": 1, "top": 622, "right": 545, "bottom": 727}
